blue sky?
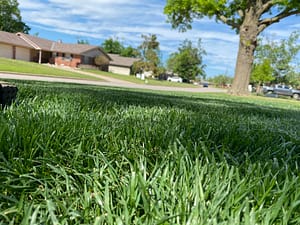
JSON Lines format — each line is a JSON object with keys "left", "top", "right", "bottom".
{"left": 18, "top": 0, "right": 300, "bottom": 77}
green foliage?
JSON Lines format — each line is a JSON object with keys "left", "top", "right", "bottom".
{"left": 137, "top": 34, "right": 161, "bottom": 76}
{"left": 120, "top": 46, "right": 141, "bottom": 58}
{"left": 164, "top": 0, "right": 300, "bottom": 33}
{"left": 251, "top": 59, "right": 275, "bottom": 85}
{"left": 101, "top": 38, "right": 140, "bottom": 61}
{"left": 94, "top": 55, "right": 109, "bottom": 71}
{"left": 77, "top": 39, "right": 90, "bottom": 45}
{"left": 101, "top": 37, "right": 124, "bottom": 54}
{"left": 209, "top": 74, "right": 233, "bottom": 87}
{"left": 255, "top": 32, "right": 300, "bottom": 84}
{"left": 1, "top": 81, "right": 300, "bottom": 224}
{"left": 167, "top": 39, "right": 206, "bottom": 81}
{"left": 286, "top": 71, "right": 300, "bottom": 89}
{"left": 0, "top": 0, "right": 30, "bottom": 33}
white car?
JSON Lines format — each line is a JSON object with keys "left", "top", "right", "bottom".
{"left": 167, "top": 76, "right": 183, "bottom": 83}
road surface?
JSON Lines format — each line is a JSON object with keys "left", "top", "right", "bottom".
{"left": 0, "top": 72, "right": 226, "bottom": 93}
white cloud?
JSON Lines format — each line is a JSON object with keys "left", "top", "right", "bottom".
{"left": 18, "top": 0, "right": 300, "bottom": 76}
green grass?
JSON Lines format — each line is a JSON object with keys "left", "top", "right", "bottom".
{"left": 0, "top": 80, "right": 300, "bottom": 224}
{"left": 0, "top": 58, "right": 103, "bottom": 81}
{"left": 84, "top": 69, "right": 199, "bottom": 87}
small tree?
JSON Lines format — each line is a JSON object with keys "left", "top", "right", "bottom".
{"left": 138, "top": 34, "right": 161, "bottom": 76}
{"left": 251, "top": 59, "right": 274, "bottom": 93}
{"left": 209, "top": 75, "right": 233, "bottom": 88}
{"left": 0, "top": 0, "right": 30, "bottom": 33}
{"left": 167, "top": 39, "right": 206, "bottom": 81}
{"left": 94, "top": 55, "right": 109, "bottom": 70}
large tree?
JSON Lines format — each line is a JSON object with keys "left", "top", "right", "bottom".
{"left": 0, "top": 0, "right": 30, "bottom": 33}
{"left": 164, "top": 0, "right": 300, "bottom": 95}
{"left": 167, "top": 39, "right": 206, "bottom": 81}
{"left": 101, "top": 37, "right": 124, "bottom": 54}
{"left": 120, "top": 46, "right": 141, "bottom": 58}
{"left": 101, "top": 37, "right": 140, "bottom": 58}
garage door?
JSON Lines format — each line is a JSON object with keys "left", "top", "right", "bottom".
{"left": 16, "top": 47, "right": 30, "bottom": 61}
{"left": 0, "top": 43, "right": 13, "bottom": 58}
{"left": 109, "top": 65, "right": 130, "bottom": 75}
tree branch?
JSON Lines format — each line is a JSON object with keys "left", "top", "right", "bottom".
{"left": 218, "top": 15, "right": 239, "bottom": 30}
{"left": 238, "top": 10, "right": 244, "bottom": 18}
{"left": 258, "top": 9, "right": 300, "bottom": 34}
{"left": 257, "top": 1, "right": 274, "bottom": 16}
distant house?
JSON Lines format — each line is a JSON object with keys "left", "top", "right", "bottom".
{"left": 0, "top": 31, "right": 110, "bottom": 68}
{"left": 0, "top": 31, "right": 33, "bottom": 61}
{"left": 108, "top": 54, "right": 141, "bottom": 75}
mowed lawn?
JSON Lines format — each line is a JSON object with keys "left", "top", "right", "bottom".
{"left": 0, "top": 58, "right": 199, "bottom": 88}
{"left": 0, "top": 58, "right": 103, "bottom": 81}
{"left": 0, "top": 80, "right": 300, "bottom": 224}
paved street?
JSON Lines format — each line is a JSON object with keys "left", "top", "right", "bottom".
{"left": 0, "top": 72, "right": 226, "bottom": 93}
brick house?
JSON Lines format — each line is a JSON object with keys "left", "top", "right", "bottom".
{"left": 0, "top": 31, "right": 110, "bottom": 68}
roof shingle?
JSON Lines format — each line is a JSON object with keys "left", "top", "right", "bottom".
{"left": 0, "top": 31, "right": 32, "bottom": 48}
{"left": 108, "top": 54, "right": 141, "bottom": 67}
{"left": 18, "top": 33, "right": 102, "bottom": 54}
{"left": 0, "top": 31, "right": 110, "bottom": 59}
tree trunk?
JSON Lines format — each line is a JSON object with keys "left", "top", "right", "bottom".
{"left": 256, "top": 81, "right": 262, "bottom": 94}
{"left": 230, "top": 12, "right": 259, "bottom": 95}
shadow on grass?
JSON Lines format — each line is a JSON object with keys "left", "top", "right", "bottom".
{"left": 30, "top": 81, "right": 298, "bottom": 120}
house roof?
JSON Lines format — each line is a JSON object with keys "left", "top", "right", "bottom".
{"left": 17, "top": 33, "right": 53, "bottom": 50}
{"left": 0, "top": 31, "right": 111, "bottom": 59}
{"left": 0, "top": 31, "right": 32, "bottom": 48}
{"left": 50, "top": 42, "right": 102, "bottom": 55}
{"left": 17, "top": 33, "right": 107, "bottom": 56}
{"left": 108, "top": 54, "right": 141, "bottom": 68}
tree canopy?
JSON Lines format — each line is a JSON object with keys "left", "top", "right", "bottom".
{"left": 77, "top": 39, "right": 90, "bottom": 45}
{"left": 167, "top": 39, "right": 206, "bottom": 81}
{"left": 134, "top": 34, "right": 162, "bottom": 76}
{"left": 209, "top": 74, "right": 233, "bottom": 88}
{"left": 101, "top": 38, "right": 124, "bottom": 54}
{"left": 165, "top": 0, "right": 300, "bottom": 33}
{"left": 164, "top": 0, "right": 300, "bottom": 95}
{"left": 101, "top": 37, "right": 140, "bottom": 58}
{"left": 251, "top": 59, "right": 274, "bottom": 92}
{"left": 254, "top": 32, "right": 300, "bottom": 84}
{"left": 120, "top": 46, "right": 141, "bottom": 58}
{"left": 0, "top": 0, "right": 30, "bottom": 33}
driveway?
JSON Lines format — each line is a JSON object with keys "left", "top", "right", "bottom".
{"left": 0, "top": 72, "right": 226, "bottom": 93}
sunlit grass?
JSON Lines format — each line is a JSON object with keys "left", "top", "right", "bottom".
{"left": 0, "top": 58, "right": 103, "bottom": 81}
{"left": 0, "top": 80, "right": 299, "bottom": 224}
